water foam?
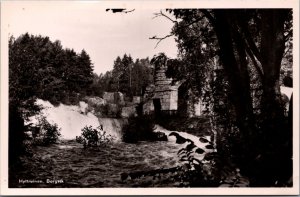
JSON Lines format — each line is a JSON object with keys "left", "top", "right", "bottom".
{"left": 28, "top": 99, "right": 121, "bottom": 140}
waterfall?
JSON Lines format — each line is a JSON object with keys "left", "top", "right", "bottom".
{"left": 98, "top": 118, "right": 127, "bottom": 141}
{"left": 28, "top": 99, "right": 124, "bottom": 140}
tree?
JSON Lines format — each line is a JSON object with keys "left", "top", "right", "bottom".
{"left": 131, "top": 58, "right": 153, "bottom": 96}
{"left": 153, "top": 9, "right": 293, "bottom": 186}
{"left": 9, "top": 33, "right": 95, "bottom": 166}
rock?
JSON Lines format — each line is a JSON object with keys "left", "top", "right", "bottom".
{"left": 107, "top": 103, "right": 118, "bottom": 116}
{"left": 205, "top": 144, "right": 214, "bottom": 149}
{"left": 121, "top": 106, "right": 137, "bottom": 118}
{"left": 204, "top": 152, "right": 218, "bottom": 161}
{"left": 114, "top": 92, "right": 125, "bottom": 105}
{"left": 169, "top": 132, "right": 187, "bottom": 144}
{"left": 103, "top": 92, "right": 115, "bottom": 103}
{"left": 186, "top": 141, "right": 196, "bottom": 152}
{"left": 103, "top": 92, "right": 125, "bottom": 105}
{"left": 155, "top": 131, "right": 168, "bottom": 141}
{"left": 199, "top": 137, "right": 209, "bottom": 143}
{"left": 79, "top": 101, "right": 88, "bottom": 114}
{"left": 84, "top": 96, "right": 106, "bottom": 106}
{"left": 195, "top": 148, "right": 205, "bottom": 154}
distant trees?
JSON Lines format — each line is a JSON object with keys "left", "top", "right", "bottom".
{"left": 90, "top": 54, "right": 153, "bottom": 98}
{"left": 9, "top": 33, "right": 94, "bottom": 105}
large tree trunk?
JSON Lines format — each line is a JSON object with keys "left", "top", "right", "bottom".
{"left": 213, "top": 10, "right": 259, "bottom": 182}
{"left": 257, "top": 10, "right": 292, "bottom": 186}
{"left": 213, "top": 9, "right": 292, "bottom": 186}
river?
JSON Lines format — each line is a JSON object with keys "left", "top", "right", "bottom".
{"left": 14, "top": 100, "right": 212, "bottom": 187}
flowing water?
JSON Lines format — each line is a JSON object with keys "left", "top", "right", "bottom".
{"left": 16, "top": 139, "right": 182, "bottom": 187}
{"left": 14, "top": 100, "right": 211, "bottom": 188}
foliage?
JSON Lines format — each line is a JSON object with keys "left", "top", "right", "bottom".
{"left": 31, "top": 116, "right": 61, "bottom": 146}
{"left": 173, "top": 140, "right": 249, "bottom": 187}
{"left": 76, "top": 125, "right": 115, "bottom": 148}
{"left": 121, "top": 115, "right": 167, "bottom": 143}
{"left": 9, "top": 33, "right": 94, "bottom": 106}
{"left": 9, "top": 33, "right": 94, "bottom": 170}
{"left": 154, "top": 9, "right": 293, "bottom": 186}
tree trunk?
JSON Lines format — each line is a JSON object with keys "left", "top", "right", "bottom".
{"left": 213, "top": 9, "right": 292, "bottom": 186}
{"left": 213, "top": 9, "right": 257, "bottom": 175}
{"left": 256, "top": 10, "right": 292, "bottom": 186}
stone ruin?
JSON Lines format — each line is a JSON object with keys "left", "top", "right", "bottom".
{"left": 143, "top": 61, "right": 205, "bottom": 117}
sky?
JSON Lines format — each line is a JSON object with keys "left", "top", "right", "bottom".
{"left": 3, "top": 1, "right": 178, "bottom": 74}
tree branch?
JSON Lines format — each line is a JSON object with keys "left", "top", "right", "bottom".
{"left": 150, "top": 10, "right": 206, "bottom": 48}
{"left": 245, "top": 45, "right": 264, "bottom": 79}
{"left": 149, "top": 34, "right": 173, "bottom": 48}
{"left": 238, "top": 23, "right": 262, "bottom": 63}
{"left": 231, "top": 21, "right": 264, "bottom": 78}
{"left": 153, "top": 10, "right": 177, "bottom": 23}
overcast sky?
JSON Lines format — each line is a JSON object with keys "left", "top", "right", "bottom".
{"left": 4, "top": 1, "right": 178, "bottom": 74}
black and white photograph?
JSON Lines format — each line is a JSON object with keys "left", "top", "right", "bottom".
{"left": 1, "top": 0, "right": 299, "bottom": 195}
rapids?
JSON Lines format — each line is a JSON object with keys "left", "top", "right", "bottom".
{"left": 17, "top": 99, "right": 213, "bottom": 187}
{"left": 28, "top": 99, "right": 124, "bottom": 140}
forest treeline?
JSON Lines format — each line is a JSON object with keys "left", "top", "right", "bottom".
{"left": 90, "top": 55, "right": 153, "bottom": 98}
{"left": 9, "top": 33, "right": 94, "bottom": 106}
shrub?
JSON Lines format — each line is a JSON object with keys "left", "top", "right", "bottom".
{"left": 76, "top": 125, "right": 115, "bottom": 148}
{"left": 174, "top": 141, "right": 249, "bottom": 187}
{"left": 122, "top": 115, "right": 167, "bottom": 143}
{"left": 32, "top": 116, "right": 61, "bottom": 146}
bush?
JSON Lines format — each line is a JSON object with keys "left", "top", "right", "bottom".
{"left": 122, "top": 115, "right": 167, "bottom": 143}
{"left": 32, "top": 116, "right": 61, "bottom": 146}
{"left": 76, "top": 125, "right": 115, "bottom": 148}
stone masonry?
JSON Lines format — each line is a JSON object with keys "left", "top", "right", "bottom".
{"left": 143, "top": 61, "right": 206, "bottom": 117}
{"left": 143, "top": 62, "right": 180, "bottom": 115}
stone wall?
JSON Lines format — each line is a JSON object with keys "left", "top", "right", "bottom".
{"left": 142, "top": 61, "right": 205, "bottom": 117}
{"left": 143, "top": 62, "right": 179, "bottom": 114}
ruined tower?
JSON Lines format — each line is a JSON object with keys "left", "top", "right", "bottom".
{"left": 143, "top": 61, "right": 180, "bottom": 115}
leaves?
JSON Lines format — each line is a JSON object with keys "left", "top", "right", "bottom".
{"left": 91, "top": 55, "right": 153, "bottom": 97}
{"left": 76, "top": 125, "right": 115, "bottom": 148}
{"left": 9, "top": 33, "right": 94, "bottom": 105}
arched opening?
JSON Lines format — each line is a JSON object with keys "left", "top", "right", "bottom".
{"left": 153, "top": 98, "right": 161, "bottom": 117}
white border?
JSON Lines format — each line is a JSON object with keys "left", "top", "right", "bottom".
{"left": 1, "top": 0, "right": 299, "bottom": 195}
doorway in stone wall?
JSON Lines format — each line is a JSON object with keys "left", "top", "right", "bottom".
{"left": 178, "top": 82, "right": 189, "bottom": 117}
{"left": 153, "top": 98, "right": 161, "bottom": 117}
